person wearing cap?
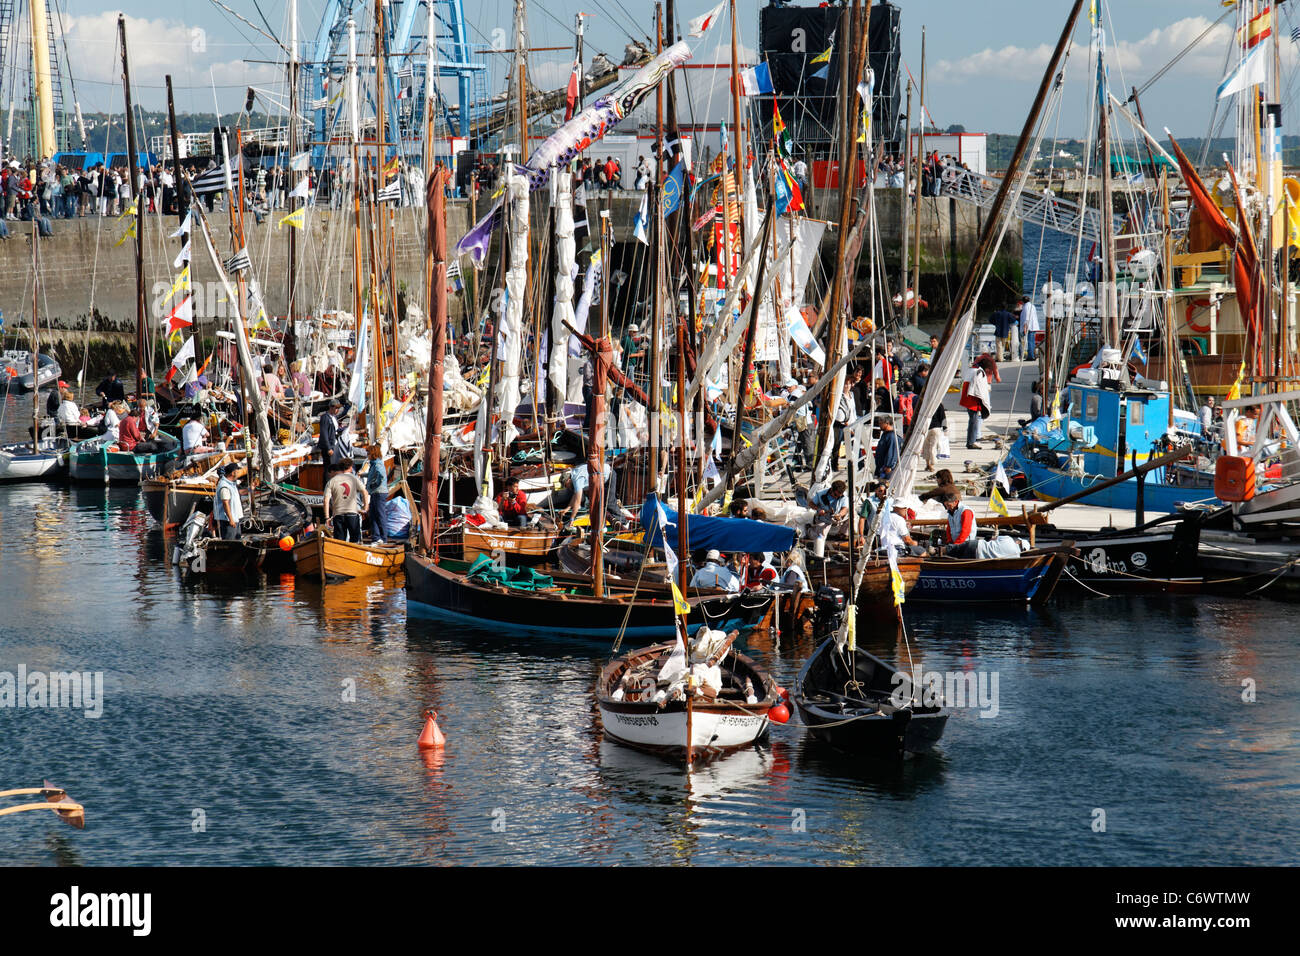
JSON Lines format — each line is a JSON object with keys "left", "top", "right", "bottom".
{"left": 857, "top": 480, "right": 889, "bottom": 537}
{"left": 620, "top": 323, "right": 645, "bottom": 389}
{"left": 46, "top": 381, "right": 67, "bottom": 417}
{"left": 882, "top": 500, "right": 923, "bottom": 557}
{"left": 691, "top": 549, "right": 739, "bottom": 592}
{"left": 323, "top": 458, "right": 369, "bottom": 543}
{"left": 212, "top": 463, "right": 244, "bottom": 540}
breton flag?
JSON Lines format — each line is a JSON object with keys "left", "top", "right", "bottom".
{"left": 190, "top": 162, "right": 230, "bottom": 194}
{"left": 223, "top": 246, "right": 251, "bottom": 274}
{"left": 173, "top": 241, "right": 190, "bottom": 269}
{"left": 288, "top": 177, "right": 310, "bottom": 200}
{"left": 1292, "top": 25, "right": 1300, "bottom": 45}
{"left": 688, "top": 2, "right": 724, "bottom": 37}
{"left": 289, "top": 151, "right": 311, "bottom": 171}
{"left": 164, "top": 295, "right": 194, "bottom": 335}
{"left": 277, "top": 207, "right": 305, "bottom": 230}
{"left": 738, "top": 62, "right": 774, "bottom": 96}
{"left": 1218, "top": 42, "right": 1268, "bottom": 99}
{"left": 169, "top": 211, "right": 191, "bottom": 238}
{"left": 165, "top": 335, "right": 196, "bottom": 382}
{"left": 377, "top": 180, "right": 402, "bottom": 203}
{"left": 397, "top": 84, "right": 413, "bottom": 100}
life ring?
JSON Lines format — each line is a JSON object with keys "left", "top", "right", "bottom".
{"left": 1185, "top": 297, "right": 1213, "bottom": 334}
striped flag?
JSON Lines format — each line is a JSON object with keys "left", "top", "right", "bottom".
{"left": 377, "top": 180, "right": 402, "bottom": 203}
{"left": 1292, "top": 25, "right": 1300, "bottom": 44}
{"left": 190, "top": 163, "right": 230, "bottom": 194}
{"left": 223, "top": 246, "right": 251, "bottom": 274}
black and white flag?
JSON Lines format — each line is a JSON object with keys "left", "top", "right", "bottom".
{"left": 190, "top": 162, "right": 230, "bottom": 194}
{"left": 377, "top": 180, "right": 402, "bottom": 203}
{"left": 223, "top": 246, "right": 251, "bottom": 274}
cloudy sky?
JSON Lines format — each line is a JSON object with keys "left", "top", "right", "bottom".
{"left": 53, "top": 0, "right": 1294, "bottom": 140}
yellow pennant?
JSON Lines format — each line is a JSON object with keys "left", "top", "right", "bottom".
{"left": 1226, "top": 362, "right": 1246, "bottom": 401}
{"left": 161, "top": 266, "right": 191, "bottom": 306}
{"left": 114, "top": 220, "right": 137, "bottom": 247}
{"left": 670, "top": 581, "right": 690, "bottom": 618}
{"left": 990, "top": 485, "right": 1010, "bottom": 517}
{"left": 890, "top": 567, "right": 906, "bottom": 606}
{"left": 277, "top": 207, "right": 305, "bottom": 230}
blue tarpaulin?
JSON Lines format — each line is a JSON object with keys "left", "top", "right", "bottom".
{"left": 639, "top": 494, "right": 797, "bottom": 556}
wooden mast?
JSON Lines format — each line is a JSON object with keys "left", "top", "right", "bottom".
{"left": 1097, "top": 15, "right": 1120, "bottom": 348}
{"left": 286, "top": 0, "right": 300, "bottom": 367}
{"left": 649, "top": 2, "right": 665, "bottom": 494}
{"left": 422, "top": 163, "right": 450, "bottom": 556}
{"left": 119, "top": 15, "right": 146, "bottom": 402}
{"left": 911, "top": 26, "right": 924, "bottom": 327}
{"left": 814, "top": 0, "right": 866, "bottom": 479}
{"left": 347, "top": 17, "right": 365, "bottom": 436}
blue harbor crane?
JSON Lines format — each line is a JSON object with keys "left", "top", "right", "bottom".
{"left": 306, "top": 0, "right": 490, "bottom": 168}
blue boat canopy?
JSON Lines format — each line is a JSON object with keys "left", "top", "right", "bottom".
{"left": 639, "top": 494, "right": 797, "bottom": 556}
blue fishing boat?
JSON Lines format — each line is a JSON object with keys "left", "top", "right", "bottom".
{"left": 1006, "top": 373, "right": 1220, "bottom": 514}
{"left": 910, "top": 547, "right": 1070, "bottom": 605}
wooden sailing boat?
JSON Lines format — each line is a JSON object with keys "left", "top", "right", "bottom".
{"left": 292, "top": 11, "right": 405, "bottom": 583}
{"left": 68, "top": 18, "right": 179, "bottom": 484}
{"left": 0, "top": 219, "right": 68, "bottom": 481}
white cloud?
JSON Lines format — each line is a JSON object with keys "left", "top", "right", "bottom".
{"left": 934, "top": 17, "right": 1234, "bottom": 84}
{"left": 63, "top": 12, "right": 281, "bottom": 113}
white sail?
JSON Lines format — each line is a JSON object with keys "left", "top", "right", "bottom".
{"left": 549, "top": 170, "right": 577, "bottom": 402}
{"left": 496, "top": 164, "right": 528, "bottom": 447}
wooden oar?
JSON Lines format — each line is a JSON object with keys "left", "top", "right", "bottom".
{"left": 0, "top": 783, "right": 85, "bottom": 829}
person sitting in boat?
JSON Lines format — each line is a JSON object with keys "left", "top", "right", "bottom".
{"left": 936, "top": 490, "right": 979, "bottom": 559}
{"left": 117, "top": 405, "right": 145, "bottom": 452}
{"left": 744, "top": 552, "right": 778, "bottom": 589}
{"left": 288, "top": 360, "right": 312, "bottom": 399}
{"left": 780, "top": 550, "right": 810, "bottom": 592}
{"left": 323, "top": 458, "right": 369, "bottom": 543}
{"left": 691, "top": 549, "right": 739, "bottom": 593}
{"left": 362, "top": 445, "right": 391, "bottom": 541}
{"left": 55, "top": 388, "right": 81, "bottom": 431}
{"left": 496, "top": 476, "right": 530, "bottom": 529}
{"left": 100, "top": 400, "right": 126, "bottom": 439}
{"left": 882, "top": 500, "right": 924, "bottom": 557}
{"left": 181, "top": 417, "right": 212, "bottom": 458}
{"left": 212, "top": 463, "right": 244, "bottom": 541}
{"left": 46, "top": 380, "right": 67, "bottom": 417}
{"left": 809, "top": 479, "right": 850, "bottom": 557}
{"left": 261, "top": 361, "right": 285, "bottom": 404}
{"left": 857, "top": 481, "right": 890, "bottom": 537}
{"left": 563, "top": 460, "right": 611, "bottom": 527}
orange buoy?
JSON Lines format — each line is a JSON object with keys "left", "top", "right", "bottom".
{"left": 417, "top": 709, "right": 446, "bottom": 749}
{"left": 768, "top": 703, "right": 790, "bottom": 724}
{"left": 279, "top": 535, "right": 295, "bottom": 551}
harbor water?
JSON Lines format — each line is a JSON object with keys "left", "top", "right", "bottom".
{"left": 1, "top": 428, "right": 1296, "bottom": 865}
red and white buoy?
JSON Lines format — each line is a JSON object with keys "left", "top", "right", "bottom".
{"left": 417, "top": 709, "right": 446, "bottom": 749}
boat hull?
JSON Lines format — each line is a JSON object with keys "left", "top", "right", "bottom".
{"left": 68, "top": 438, "right": 178, "bottom": 484}
{"left": 293, "top": 533, "right": 405, "bottom": 583}
{"left": 461, "top": 525, "right": 559, "bottom": 565}
{"left": 0, "top": 439, "right": 68, "bottom": 481}
{"left": 911, "top": 549, "right": 1068, "bottom": 604}
{"left": 794, "top": 639, "right": 948, "bottom": 759}
{"left": 404, "top": 553, "right": 766, "bottom": 639}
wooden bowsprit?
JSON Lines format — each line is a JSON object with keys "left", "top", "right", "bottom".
{"left": 0, "top": 782, "right": 86, "bottom": 829}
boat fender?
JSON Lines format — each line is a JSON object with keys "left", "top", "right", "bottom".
{"left": 417, "top": 709, "right": 446, "bottom": 750}
{"left": 768, "top": 703, "right": 790, "bottom": 724}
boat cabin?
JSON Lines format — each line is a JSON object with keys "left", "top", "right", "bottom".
{"left": 1065, "top": 379, "right": 1171, "bottom": 478}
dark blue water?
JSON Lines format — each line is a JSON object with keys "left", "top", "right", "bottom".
{"left": 1, "top": 420, "right": 1296, "bottom": 865}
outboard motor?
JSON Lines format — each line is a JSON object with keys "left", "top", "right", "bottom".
{"left": 174, "top": 511, "right": 208, "bottom": 575}
{"left": 813, "top": 586, "right": 846, "bottom": 640}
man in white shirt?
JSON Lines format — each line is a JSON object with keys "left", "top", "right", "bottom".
{"left": 690, "top": 549, "right": 739, "bottom": 592}
{"left": 181, "top": 418, "right": 211, "bottom": 456}
{"left": 1018, "top": 296, "right": 1041, "bottom": 360}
